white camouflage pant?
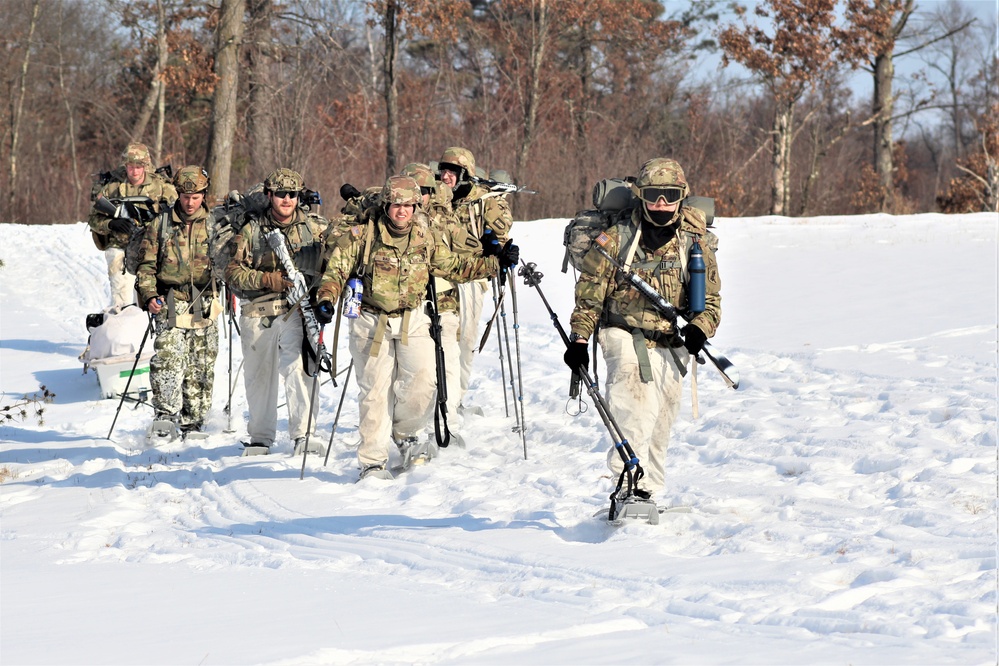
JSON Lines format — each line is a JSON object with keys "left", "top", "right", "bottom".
{"left": 105, "top": 247, "right": 137, "bottom": 309}
{"left": 457, "top": 279, "right": 488, "bottom": 403}
{"left": 349, "top": 307, "right": 435, "bottom": 468}
{"left": 437, "top": 310, "right": 462, "bottom": 433}
{"left": 600, "top": 326, "right": 688, "bottom": 495}
{"left": 239, "top": 309, "right": 317, "bottom": 446}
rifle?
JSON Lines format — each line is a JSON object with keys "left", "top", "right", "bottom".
{"left": 426, "top": 278, "right": 451, "bottom": 449}
{"left": 590, "top": 244, "right": 739, "bottom": 389}
{"left": 468, "top": 176, "right": 537, "bottom": 195}
{"left": 264, "top": 229, "right": 332, "bottom": 377}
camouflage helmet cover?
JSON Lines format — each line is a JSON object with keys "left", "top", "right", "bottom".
{"left": 438, "top": 147, "right": 476, "bottom": 179}
{"left": 174, "top": 165, "right": 210, "bottom": 194}
{"left": 122, "top": 142, "right": 153, "bottom": 168}
{"left": 400, "top": 163, "right": 436, "bottom": 189}
{"left": 264, "top": 167, "right": 305, "bottom": 192}
{"left": 634, "top": 158, "right": 689, "bottom": 196}
{"left": 382, "top": 175, "right": 421, "bottom": 206}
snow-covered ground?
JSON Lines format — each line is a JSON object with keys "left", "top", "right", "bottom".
{"left": 1, "top": 213, "right": 996, "bottom": 665}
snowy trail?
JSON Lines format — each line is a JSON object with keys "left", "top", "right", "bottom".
{"left": 1, "top": 217, "right": 996, "bottom": 665}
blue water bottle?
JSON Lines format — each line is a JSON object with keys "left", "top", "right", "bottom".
{"left": 344, "top": 277, "right": 363, "bottom": 319}
{"left": 688, "top": 239, "right": 705, "bottom": 314}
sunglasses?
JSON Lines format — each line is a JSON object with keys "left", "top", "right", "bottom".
{"left": 271, "top": 190, "right": 299, "bottom": 200}
{"left": 638, "top": 186, "right": 685, "bottom": 204}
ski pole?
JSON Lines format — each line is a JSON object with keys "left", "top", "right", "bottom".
{"left": 323, "top": 360, "right": 353, "bottom": 466}
{"left": 516, "top": 260, "right": 646, "bottom": 500}
{"left": 299, "top": 324, "right": 333, "bottom": 480}
{"left": 506, "top": 269, "right": 529, "bottom": 459}
{"left": 491, "top": 277, "right": 510, "bottom": 417}
{"left": 497, "top": 269, "right": 525, "bottom": 455}
{"left": 106, "top": 314, "right": 154, "bottom": 440}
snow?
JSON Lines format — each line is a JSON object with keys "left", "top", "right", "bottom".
{"left": 1, "top": 213, "right": 997, "bottom": 665}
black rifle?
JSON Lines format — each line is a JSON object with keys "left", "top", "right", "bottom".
{"left": 426, "top": 278, "right": 451, "bottom": 449}
{"left": 590, "top": 244, "right": 739, "bottom": 390}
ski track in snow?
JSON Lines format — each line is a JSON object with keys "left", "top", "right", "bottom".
{"left": 1, "top": 219, "right": 996, "bottom": 663}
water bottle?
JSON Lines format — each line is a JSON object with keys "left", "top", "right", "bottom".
{"left": 343, "top": 277, "right": 363, "bottom": 319}
{"left": 687, "top": 239, "right": 705, "bottom": 314}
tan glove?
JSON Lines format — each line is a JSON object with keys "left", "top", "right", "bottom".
{"left": 261, "top": 271, "right": 293, "bottom": 293}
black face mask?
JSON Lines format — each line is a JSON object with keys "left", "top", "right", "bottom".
{"left": 452, "top": 182, "right": 472, "bottom": 201}
{"left": 643, "top": 204, "right": 678, "bottom": 227}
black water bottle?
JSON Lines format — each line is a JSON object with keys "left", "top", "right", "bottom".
{"left": 688, "top": 239, "right": 705, "bottom": 314}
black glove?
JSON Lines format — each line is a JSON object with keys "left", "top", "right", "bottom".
{"left": 681, "top": 324, "right": 707, "bottom": 355}
{"left": 315, "top": 301, "right": 334, "bottom": 325}
{"left": 498, "top": 241, "right": 520, "bottom": 269}
{"left": 563, "top": 341, "right": 589, "bottom": 372}
{"left": 479, "top": 228, "right": 501, "bottom": 257}
{"left": 340, "top": 183, "right": 361, "bottom": 201}
{"left": 109, "top": 217, "right": 133, "bottom": 234}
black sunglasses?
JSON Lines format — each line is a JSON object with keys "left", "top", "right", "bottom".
{"left": 271, "top": 190, "right": 299, "bottom": 200}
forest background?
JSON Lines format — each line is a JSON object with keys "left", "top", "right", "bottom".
{"left": 1, "top": 0, "right": 997, "bottom": 226}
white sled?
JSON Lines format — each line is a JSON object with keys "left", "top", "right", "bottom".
{"left": 81, "top": 306, "right": 153, "bottom": 400}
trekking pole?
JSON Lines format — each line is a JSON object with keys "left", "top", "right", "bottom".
{"left": 223, "top": 287, "right": 239, "bottom": 433}
{"left": 516, "top": 260, "right": 647, "bottom": 509}
{"left": 506, "top": 269, "right": 529, "bottom": 459}
{"left": 299, "top": 324, "right": 333, "bottom": 480}
{"left": 491, "top": 277, "right": 511, "bottom": 417}
{"left": 106, "top": 314, "right": 154, "bottom": 440}
{"left": 323, "top": 360, "right": 353, "bottom": 466}
{"left": 497, "top": 269, "right": 525, "bottom": 453}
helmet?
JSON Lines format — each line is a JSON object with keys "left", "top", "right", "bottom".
{"left": 474, "top": 166, "right": 487, "bottom": 180}
{"left": 437, "top": 147, "right": 476, "bottom": 181}
{"left": 490, "top": 169, "right": 513, "bottom": 184}
{"left": 122, "top": 142, "right": 152, "bottom": 168}
{"left": 382, "top": 175, "right": 421, "bottom": 206}
{"left": 400, "top": 163, "right": 436, "bottom": 189}
{"left": 264, "top": 167, "right": 305, "bottom": 193}
{"left": 173, "top": 165, "right": 210, "bottom": 194}
{"left": 633, "top": 158, "right": 689, "bottom": 196}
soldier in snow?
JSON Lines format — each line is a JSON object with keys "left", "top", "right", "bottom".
{"left": 564, "top": 158, "right": 722, "bottom": 500}
{"left": 223, "top": 168, "right": 330, "bottom": 456}
{"left": 136, "top": 166, "right": 221, "bottom": 438}
{"left": 88, "top": 142, "right": 177, "bottom": 309}
{"left": 436, "top": 147, "right": 515, "bottom": 413}
{"left": 314, "top": 175, "right": 519, "bottom": 481}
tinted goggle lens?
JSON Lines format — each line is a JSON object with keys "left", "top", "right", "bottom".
{"left": 420, "top": 186, "right": 434, "bottom": 196}
{"left": 639, "top": 186, "right": 685, "bottom": 204}
{"left": 272, "top": 190, "right": 299, "bottom": 199}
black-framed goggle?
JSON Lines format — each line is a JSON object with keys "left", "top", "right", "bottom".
{"left": 420, "top": 186, "right": 434, "bottom": 196}
{"left": 271, "top": 190, "right": 299, "bottom": 200}
{"left": 637, "top": 186, "right": 685, "bottom": 204}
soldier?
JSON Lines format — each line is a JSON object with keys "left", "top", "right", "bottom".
{"left": 89, "top": 142, "right": 177, "bottom": 309}
{"left": 314, "top": 175, "right": 519, "bottom": 481}
{"left": 436, "top": 147, "right": 515, "bottom": 412}
{"left": 223, "top": 168, "right": 330, "bottom": 456}
{"left": 136, "top": 166, "right": 220, "bottom": 438}
{"left": 400, "top": 162, "right": 481, "bottom": 446}
{"left": 564, "top": 158, "right": 722, "bottom": 500}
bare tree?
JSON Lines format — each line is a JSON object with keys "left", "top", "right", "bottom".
{"left": 207, "top": 0, "right": 247, "bottom": 200}
{"left": 7, "top": 0, "right": 41, "bottom": 223}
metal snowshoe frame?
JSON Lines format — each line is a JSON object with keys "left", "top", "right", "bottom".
{"left": 516, "top": 260, "right": 653, "bottom": 523}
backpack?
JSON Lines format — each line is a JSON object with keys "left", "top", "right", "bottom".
{"left": 208, "top": 188, "right": 269, "bottom": 289}
{"left": 116, "top": 197, "right": 164, "bottom": 276}
{"left": 561, "top": 178, "right": 716, "bottom": 274}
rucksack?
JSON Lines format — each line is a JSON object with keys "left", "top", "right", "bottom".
{"left": 208, "top": 188, "right": 269, "bottom": 288}
{"left": 561, "top": 178, "right": 716, "bottom": 274}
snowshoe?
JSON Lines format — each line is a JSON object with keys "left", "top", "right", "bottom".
{"left": 293, "top": 436, "right": 327, "bottom": 456}
{"left": 606, "top": 493, "right": 660, "bottom": 526}
{"left": 180, "top": 424, "right": 208, "bottom": 441}
{"left": 240, "top": 441, "right": 271, "bottom": 457}
{"left": 392, "top": 436, "right": 434, "bottom": 472}
{"left": 146, "top": 419, "right": 179, "bottom": 444}
{"left": 358, "top": 463, "right": 393, "bottom": 481}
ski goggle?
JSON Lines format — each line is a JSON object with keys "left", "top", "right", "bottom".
{"left": 637, "top": 186, "right": 685, "bottom": 204}
{"left": 420, "top": 186, "right": 434, "bottom": 196}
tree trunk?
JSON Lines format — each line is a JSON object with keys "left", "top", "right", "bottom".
{"left": 516, "top": 0, "right": 548, "bottom": 185}
{"left": 247, "top": 0, "right": 276, "bottom": 178}
{"left": 56, "top": 2, "right": 83, "bottom": 219}
{"left": 872, "top": 50, "right": 894, "bottom": 212}
{"left": 383, "top": 0, "right": 399, "bottom": 178}
{"left": 207, "top": 0, "right": 246, "bottom": 200}
{"left": 7, "top": 0, "right": 41, "bottom": 223}
{"left": 771, "top": 102, "right": 792, "bottom": 216}
{"left": 132, "top": 0, "right": 169, "bottom": 149}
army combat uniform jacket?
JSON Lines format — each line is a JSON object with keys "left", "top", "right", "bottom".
{"left": 88, "top": 173, "right": 177, "bottom": 251}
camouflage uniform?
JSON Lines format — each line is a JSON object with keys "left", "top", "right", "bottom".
{"left": 224, "top": 168, "right": 330, "bottom": 449}
{"left": 88, "top": 143, "right": 177, "bottom": 308}
{"left": 438, "top": 148, "right": 515, "bottom": 406}
{"left": 135, "top": 166, "right": 219, "bottom": 432}
{"left": 569, "top": 158, "right": 722, "bottom": 496}
{"left": 316, "top": 176, "right": 501, "bottom": 473}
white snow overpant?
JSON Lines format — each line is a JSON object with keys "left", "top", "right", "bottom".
{"left": 349, "top": 307, "right": 435, "bottom": 468}
{"left": 600, "top": 326, "right": 688, "bottom": 496}
{"left": 239, "top": 309, "right": 317, "bottom": 446}
{"left": 456, "top": 279, "right": 488, "bottom": 402}
{"left": 105, "top": 247, "right": 137, "bottom": 309}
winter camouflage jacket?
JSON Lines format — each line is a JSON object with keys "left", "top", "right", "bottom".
{"left": 316, "top": 208, "right": 499, "bottom": 315}
{"left": 224, "top": 208, "right": 330, "bottom": 302}
{"left": 569, "top": 205, "right": 721, "bottom": 344}
{"left": 88, "top": 173, "right": 177, "bottom": 251}
{"left": 424, "top": 183, "right": 484, "bottom": 314}
{"left": 135, "top": 205, "right": 215, "bottom": 308}
{"left": 451, "top": 183, "right": 514, "bottom": 243}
